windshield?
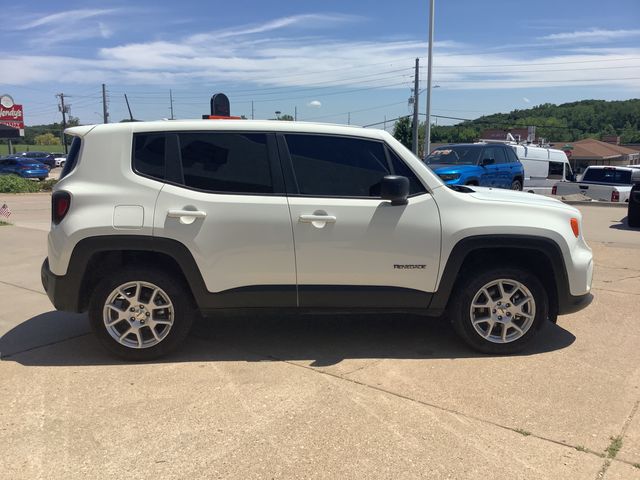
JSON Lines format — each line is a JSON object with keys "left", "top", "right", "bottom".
{"left": 425, "top": 146, "right": 481, "bottom": 165}
{"left": 582, "top": 168, "right": 632, "bottom": 184}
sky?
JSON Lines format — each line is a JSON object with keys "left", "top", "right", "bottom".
{"left": 1, "top": 0, "right": 639, "bottom": 128}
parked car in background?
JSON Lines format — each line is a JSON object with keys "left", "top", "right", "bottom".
{"left": 424, "top": 143, "right": 525, "bottom": 190}
{"left": 0, "top": 156, "right": 49, "bottom": 180}
{"left": 19, "top": 151, "right": 56, "bottom": 168}
{"left": 553, "top": 166, "right": 640, "bottom": 202}
{"left": 52, "top": 153, "right": 67, "bottom": 168}
{"left": 511, "top": 144, "right": 575, "bottom": 194}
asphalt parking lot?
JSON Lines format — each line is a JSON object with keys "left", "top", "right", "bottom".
{"left": 1, "top": 194, "right": 639, "bottom": 479}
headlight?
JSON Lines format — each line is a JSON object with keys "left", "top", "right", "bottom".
{"left": 438, "top": 173, "right": 461, "bottom": 181}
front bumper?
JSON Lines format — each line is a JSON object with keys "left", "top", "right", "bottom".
{"left": 41, "top": 258, "right": 81, "bottom": 312}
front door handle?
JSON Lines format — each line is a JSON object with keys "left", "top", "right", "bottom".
{"left": 167, "top": 209, "right": 207, "bottom": 225}
{"left": 299, "top": 214, "right": 337, "bottom": 224}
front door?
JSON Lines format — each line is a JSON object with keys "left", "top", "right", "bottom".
{"left": 280, "top": 133, "right": 441, "bottom": 309}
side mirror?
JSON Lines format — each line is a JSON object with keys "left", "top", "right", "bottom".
{"left": 568, "top": 174, "right": 577, "bottom": 182}
{"left": 381, "top": 175, "right": 409, "bottom": 205}
{"left": 481, "top": 158, "right": 495, "bottom": 166}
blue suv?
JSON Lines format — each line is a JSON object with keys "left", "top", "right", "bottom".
{"left": 425, "top": 143, "right": 524, "bottom": 190}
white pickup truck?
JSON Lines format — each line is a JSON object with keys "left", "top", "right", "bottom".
{"left": 553, "top": 166, "right": 640, "bottom": 203}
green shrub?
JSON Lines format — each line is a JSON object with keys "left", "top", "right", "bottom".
{"left": 40, "top": 179, "right": 58, "bottom": 191}
{"left": 0, "top": 175, "right": 41, "bottom": 193}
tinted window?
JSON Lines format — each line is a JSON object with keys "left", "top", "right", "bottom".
{"left": 425, "top": 146, "right": 481, "bottom": 165}
{"left": 59, "top": 137, "right": 82, "bottom": 179}
{"left": 179, "top": 133, "right": 272, "bottom": 194}
{"left": 493, "top": 147, "right": 507, "bottom": 164}
{"left": 285, "top": 134, "right": 391, "bottom": 197}
{"left": 387, "top": 148, "right": 427, "bottom": 195}
{"left": 582, "top": 168, "right": 632, "bottom": 184}
{"left": 506, "top": 148, "right": 519, "bottom": 163}
{"left": 133, "top": 134, "right": 166, "bottom": 181}
{"left": 548, "top": 161, "right": 564, "bottom": 179}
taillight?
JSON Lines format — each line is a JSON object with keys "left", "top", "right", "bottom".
{"left": 52, "top": 191, "right": 71, "bottom": 225}
{"left": 611, "top": 190, "right": 619, "bottom": 202}
{"left": 552, "top": 185, "right": 557, "bottom": 195}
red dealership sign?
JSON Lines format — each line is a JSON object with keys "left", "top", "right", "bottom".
{"left": 0, "top": 104, "right": 24, "bottom": 130}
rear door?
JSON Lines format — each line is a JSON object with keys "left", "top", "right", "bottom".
{"left": 279, "top": 133, "right": 441, "bottom": 309}
{"left": 151, "top": 131, "right": 296, "bottom": 307}
{"left": 479, "top": 147, "right": 500, "bottom": 186}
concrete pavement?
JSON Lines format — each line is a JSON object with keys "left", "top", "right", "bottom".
{"left": 1, "top": 193, "right": 639, "bottom": 479}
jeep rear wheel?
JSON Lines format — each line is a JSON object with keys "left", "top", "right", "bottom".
{"left": 450, "top": 268, "right": 548, "bottom": 354}
{"left": 89, "top": 267, "right": 195, "bottom": 360}
{"left": 511, "top": 179, "right": 523, "bottom": 191}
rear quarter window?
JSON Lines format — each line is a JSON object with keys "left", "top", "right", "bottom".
{"left": 59, "top": 137, "right": 82, "bottom": 179}
{"left": 133, "top": 134, "right": 166, "bottom": 181}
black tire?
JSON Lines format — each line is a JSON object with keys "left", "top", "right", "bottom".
{"left": 38, "top": 177, "right": 46, "bottom": 181}
{"left": 89, "top": 267, "right": 196, "bottom": 361}
{"left": 511, "top": 179, "right": 523, "bottom": 191}
{"left": 449, "top": 267, "right": 548, "bottom": 354}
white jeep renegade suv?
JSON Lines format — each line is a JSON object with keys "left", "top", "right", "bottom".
{"left": 41, "top": 120, "right": 593, "bottom": 360}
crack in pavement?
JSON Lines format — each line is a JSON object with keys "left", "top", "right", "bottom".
{"left": 240, "top": 348, "right": 640, "bottom": 471}
{"left": 0, "top": 333, "right": 91, "bottom": 360}
{"left": 0, "top": 279, "right": 47, "bottom": 296}
{"left": 597, "top": 400, "right": 640, "bottom": 479}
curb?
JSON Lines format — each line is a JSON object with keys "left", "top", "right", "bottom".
{"left": 561, "top": 200, "right": 628, "bottom": 208}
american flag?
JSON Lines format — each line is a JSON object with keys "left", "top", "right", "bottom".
{"left": 0, "top": 203, "right": 11, "bottom": 218}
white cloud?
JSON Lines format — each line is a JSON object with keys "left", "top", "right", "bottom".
{"left": 16, "top": 8, "right": 118, "bottom": 30}
{"left": 308, "top": 100, "right": 322, "bottom": 108}
{"left": 539, "top": 28, "right": 640, "bottom": 43}
{"left": 523, "top": 97, "right": 531, "bottom": 103}
{"left": 2, "top": 14, "right": 639, "bottom": 94}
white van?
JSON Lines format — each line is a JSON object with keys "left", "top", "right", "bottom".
{"left": 511, "top": 145, "right": 574, "bottom": 194}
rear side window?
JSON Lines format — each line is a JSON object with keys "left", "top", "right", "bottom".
{"left": 133, "top": 134, "right": 166, "bottom": 181}
{"left": 548, "top": 161, "right": 564, "bottom": 179}
{"left": 59, "top": 137, "right": 82, "bottom": 179}
{"left": 506, "top": 148, "right": 520, "bottom": 163}
{"left": 492, "top": 147, "right": 507, "bottom": 164}
{"left": 285, "top": 134, "right": 389, "bottom": 197}
{"left": 178, "top": 133, "right": 272, "bottom": 194}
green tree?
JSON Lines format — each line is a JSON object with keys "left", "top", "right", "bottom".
{"left": 393, "top": 116, "right": 412, "bottom": 149}
{"left": 34, "top": 132, "right": 61, "bottom": 145}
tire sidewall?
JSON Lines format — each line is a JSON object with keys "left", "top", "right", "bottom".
{"left": 451, "top": 268, "right": 548, "bottom": 354}
{"left": 512, "top": 180, "right": 523, "bottom": 191}
{"left": 89, "top": 267, "right": 194, "bottom": 361}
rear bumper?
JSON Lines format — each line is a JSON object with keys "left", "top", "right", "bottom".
{"left": 41, "top": 258, "right": 82, "bottom": 312}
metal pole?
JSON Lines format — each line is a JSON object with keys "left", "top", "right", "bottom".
{"left": 102, "top": 84, "right": 108, "bottom": 123}
{"left": 295, "top": 106, "right": 297, "bottom": 121}
{"left": 57, "top": 93, "right": 68, "bottom": 154}
{"left": 412, "top": 58, "right": 420, "bottom": 155}
{"left": 348, "top": 112, "right": 351, "bottom": 125}
{"left": 169, "top": 89, "right": 174, "bottom": 120}
{"left": 8, "top": 138, "right": 12, "bottom": 155}
{"left": 423, "top": 0, "right": 435, "bottom": 158}
{"left": 251, "top": 101, "right": 254, "bottom": 120}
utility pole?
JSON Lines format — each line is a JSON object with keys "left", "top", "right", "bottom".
{"left": 251, "top": 101, "right": 254, "bottom": 120}
{"left": 56, "top": 93, "right": 69, "bottom": 154}
{"left": 294, "top": 106, "right": 297, "bottom": 121}
{"left": 102, "top": 84, "right": 109, "bottom": 124}
{"left": 412, "top": 57, "right": 420, "bottom": 155}
{"left": 384, "top": 115, "right": 387, "bottom": 131}
{"left": 423, "top": 0, "right": 436, "bottom": 158}
{"left": 348, "top": 112, "right": 351, "bottom": 125}
{"left": 169, "top": 89, "right": 174, "bottom": 120}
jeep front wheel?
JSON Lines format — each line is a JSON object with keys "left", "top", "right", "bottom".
{"left": 89, "top": 268, "right": 195, "bottom": 360}
{"left": 450, "top": 268, "right": 548, "bottom": 354}
{"left": 511, "top": 179, "right": 523, "bottom": 190}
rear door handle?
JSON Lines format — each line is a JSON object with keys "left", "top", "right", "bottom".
{"left": 167, "top": 209, "right": 207, "bottom": 224}
{"left": 299, "top": 214, "right": 336, "bottom": 223}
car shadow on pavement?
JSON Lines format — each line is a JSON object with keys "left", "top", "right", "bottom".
{"left": 1, "top": 310, "right": 576, "bottom": 367}
{"left": 610, "top": 216, "right": 638, "bottom": 231}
